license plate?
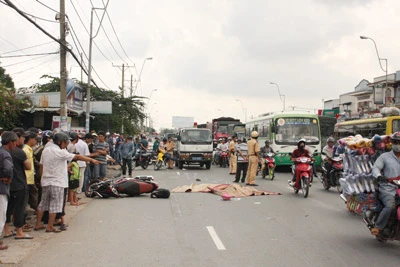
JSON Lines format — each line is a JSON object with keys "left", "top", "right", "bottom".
{"left": 192, "top": 157, "right": 202, "bottom": 161}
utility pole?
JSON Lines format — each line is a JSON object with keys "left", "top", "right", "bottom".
{"left": 85, "top": 1, "right": 109, "bottom": 133}
{"left": 130, "top": 74, "right": 133, "bottom": 97}
{"left": 112, "top": 63, "right": 134, "bottom": 98}
{"left": 59, "top": 0, "right": 67, "bottom": 124}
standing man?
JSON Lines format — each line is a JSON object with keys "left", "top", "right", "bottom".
{"left": 120, "top": 136, "right": 135, "bottom": 176}
{"left": 82, "top": 133, "right": 98, "bottom": 192}
{"left": 74, "top": 132, "right": 91, "bottom": 194}
{"left": 115, "top": 133, "right": 125, "bottom": 165}
{"left": 234, "top": 137, "right": 248, "bottom": 183}
{"left": 93, "top": 131, "right": 109, "bottom": 180}
{"left": 166, "top": 136, "right": 175, "bottom": 169}
{"left": 245, "top": 131, "right": 260, "bottom": 186}
{"left": 229, "top": 134, "right": 237, "bottom": 175}
{"left": 0, "top": 131, "right": 18, "bottom": 250}
{"left": 153, "top": 136, "right": 160, "bottom": 152}
{"left": 35, "top": 133, "right": 99, "bottom": 233}
{"left": 23, "top": 131, "right": 39, "bottom": 215}
{"left": 4, "top": 128, "right": 32, "bottom": 239}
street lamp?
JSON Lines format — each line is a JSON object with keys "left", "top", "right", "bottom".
{"left": 269, "top": 82, "right": 285, "bottom": 111}
{"left": 360, "top": 36, "right": 388, "bottom": 93}
{"left": 235, "top": 99, "right": 247, "bottom": 122}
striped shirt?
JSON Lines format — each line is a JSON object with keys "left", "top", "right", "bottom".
{"left": 93, "top": 141, "right": 109, "bottom": 164}
{"left": 236, "top": 143, "right": 248, "bottom": 163}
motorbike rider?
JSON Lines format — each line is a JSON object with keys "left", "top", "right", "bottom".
{"left": 322, "top": 137, "right": 336, "bottom": 183}
{"left": 370, "top": 131, "right": 400, "bottom": 236}
{"left": 289, "top": 139, "right": 312, "bottom": 187}
{"left": 260, "top": 140, "right": 275, "bottom": 173}
{"left": 215, "top": 138, "right": 229, "bottom": 165}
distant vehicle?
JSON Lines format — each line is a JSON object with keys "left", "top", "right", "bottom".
{"left": 176, "top": 128, "right": 213, "bottom": 169}
{"left": 211, "top": 117, "right": 241, "bottom": 140}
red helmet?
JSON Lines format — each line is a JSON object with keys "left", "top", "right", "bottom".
{"left": 221, "top": 193, "right": 231, "bottom": 201}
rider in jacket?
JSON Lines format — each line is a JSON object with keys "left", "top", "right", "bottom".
{"left": 260, "top": 140, "right": 275, "bottom": 173}
{"left": 322, "top": 137, "right": 336, "bottom": 183}
{"left": 371, "top": 131, "right": 400, "bottom": 236}
{"left": 289, "top": 139, "right": 311, "bottom": 186}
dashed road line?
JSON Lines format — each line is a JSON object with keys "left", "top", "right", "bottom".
{"left": 206, "top": 226, "right": 226, "bottom": 250}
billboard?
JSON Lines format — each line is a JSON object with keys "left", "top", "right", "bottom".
{"left": 172, "top": 116, "right": 194, "bottom": 129}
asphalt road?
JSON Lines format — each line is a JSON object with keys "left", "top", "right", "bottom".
{"left": 21, "top": 164, "right": 400, "bottom": 267}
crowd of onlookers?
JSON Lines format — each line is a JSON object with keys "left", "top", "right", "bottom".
{"left": 0, "top": 127, "right": 174, "bottom": 253}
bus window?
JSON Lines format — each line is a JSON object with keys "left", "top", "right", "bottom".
{"left": 392, "top": 120, "right": 400, "bottom": 133}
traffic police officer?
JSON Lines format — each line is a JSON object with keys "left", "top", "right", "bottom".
{"left": 246, "top": 131, "right": 261, "bottom": 186}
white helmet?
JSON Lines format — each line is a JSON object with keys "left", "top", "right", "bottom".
{"left": 251, "top": 131, "right": 259, "bottom": 138}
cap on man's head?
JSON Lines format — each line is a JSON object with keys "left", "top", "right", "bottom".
{"left": 13, "top": 127, "right": 28, "bottom": 137}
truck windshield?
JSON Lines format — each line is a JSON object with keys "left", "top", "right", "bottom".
{"left": 181, "top": 130, "right": 212, "bottom": 144}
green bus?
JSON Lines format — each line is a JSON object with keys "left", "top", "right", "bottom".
{"left": 245, "top": 112, "right": 322, "bottom": 167}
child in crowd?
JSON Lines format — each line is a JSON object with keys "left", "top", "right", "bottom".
{"left": 68, "top": 157, "right": 81, "bottom": 206}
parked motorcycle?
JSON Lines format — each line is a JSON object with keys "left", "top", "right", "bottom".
{"left": 85, "top": 176, "right": 158, "bottom": 198}
{"left": 262, "top": 152, "right": 276, "bottom": 180}
{"left": 132, "top": 149, "right": 152, "bottom": 169}
{"left": 363, "top": 176, "right": 400, "bottom": 242}
{"left": 320, "top": 153, "right": 343, "bottom": 192}
{"left": 289, "top": 154, "right": 314, "bottom": 198}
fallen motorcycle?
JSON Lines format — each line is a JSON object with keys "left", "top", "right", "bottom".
{"left": 85, "top": 176, "right": 158, "bottom": 198}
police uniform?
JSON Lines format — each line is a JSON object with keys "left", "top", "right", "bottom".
{"left": 166, "top": 140, "right": 175, "bottom": 169}
{"left": 228, "top": 139, "right": 237, "bottom": 174}
{"left": 246, "top": 138, "right": 260, "bottom": 185}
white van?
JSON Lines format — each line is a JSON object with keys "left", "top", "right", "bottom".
{"left": 176, "top": 128, "right": 213, "bottom": 169}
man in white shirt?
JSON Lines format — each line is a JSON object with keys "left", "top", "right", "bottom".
{"left": 34, "top": 132, "right": 99, "bottom": 233}
{"left": 74, "top": 133, "right": 91, "bottom": 193}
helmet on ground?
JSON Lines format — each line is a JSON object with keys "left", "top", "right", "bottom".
{"left": 221, "top": 193, "right": 231, "bottom": 201}
{"left": 391, "top": 131, "right": 400, "bottom": 141}
{"left": 53, "top": 132, "right": 71, "bottom": 144}
{"left": 150, "top": 188, "right": 170, "bottom": 199}
{"left": 297, "top": 139, "right": 306, "bottom": 147}
{"left": 327, "top": 137, "right": 335, "bottom": 143}
{"left": 251, "top": 131, "right": 259, "bottom": 138}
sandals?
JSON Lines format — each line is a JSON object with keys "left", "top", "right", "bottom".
{"left": 34, "top": 226, "right": 46, "bottom": 231}
{"left": 60, "top": 224, "right": 68, "bottom": 231}
{"left": 4, "top": 231, "right": 16, "bottom": 238}
{"left": 15, "top": 234, "right": 34, "bottom": 240}
{"left": 45, "top": 228, "right": 62, "bottom": 233}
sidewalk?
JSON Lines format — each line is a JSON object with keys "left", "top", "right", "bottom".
{"left": 0, "top": 166, "right": 121, "bottom": 265}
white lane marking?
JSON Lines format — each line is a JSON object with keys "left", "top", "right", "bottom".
{"left": 254, "top": 202, "right": 261, "bottom": 205}
{"left": 206, "top": 226, "right": 226, "bottom": 250}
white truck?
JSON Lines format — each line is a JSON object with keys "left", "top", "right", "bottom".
{"left": 176, "top": 128, "right": 213, "bottom": 169}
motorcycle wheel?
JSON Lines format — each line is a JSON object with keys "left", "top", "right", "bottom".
{"left": 222, "top": 158, "right": 227, "bottom": 168}
{"left": 269, "top": 167, "right": 275, "bottom": 180}
{"left": 322, "top": 175, "right": 330, "bottom": 190}
{"left": 301, "top": 177, "right": 309, "bottom": 198}
{"left": 262, "top": 168, "right": 267, "bottom": 179}
{"left": 154, "top": 160, "right": 162, "bottom": 171}
{"left": 141, "top": 160, "right": 149, "bottom": 169}
{"left": 85, "top": 182, "right": 97, "bottom": 198}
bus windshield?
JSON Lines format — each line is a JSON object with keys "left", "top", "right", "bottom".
{"left": 275, "top": 117, "right": 320, "bottom": 145}
{"left": 181, "top": 129, "right": 212, "bottom": 144}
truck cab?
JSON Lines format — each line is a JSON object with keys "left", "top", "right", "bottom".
{"left": 176, "top": 128, "right": 213, "bottom": 169}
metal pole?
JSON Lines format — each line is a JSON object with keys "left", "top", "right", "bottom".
{"left": 121, "top": 63, "right": 125, "bottom": 97}
{"left": 59, "top": 0, "right": 67, "bottom": 118}
{"left": 85, "top": 9, "right": 94, "bottom": 133}
{"left": 130, "top": 74, "right": 133, "bottom": 97}
{"left": 80, "top": 52, "right": 83, "bottom": 83}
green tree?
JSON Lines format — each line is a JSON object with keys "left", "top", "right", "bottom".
{"left": 0, "top": 67, "right": 31, "bottom": 129}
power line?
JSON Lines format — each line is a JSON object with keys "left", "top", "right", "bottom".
{"left": 35, "top": 0, "right": 58, "bottom": 13}
{"left": 1, "top": 0, "right": 58, "bottom": 23}
{"left": 0, "top": 51, "right": 59, "bottom": 58}
{"left": 10, "top": 55, "right": 58, "bottom": 76}
{"left": 2, "top": 53, "right": 54, "bottom": 67}
{"left": 102, "top": 0, "right": 136, "bottom": 68}
{"left": 89, "top": 0, "right": 126, "bottom": 63}
{"left": 3, "top": 0, "right": 101, "bottom": 89}
{"left": 1, "top": 41, "right": 55, "bottom": 55}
